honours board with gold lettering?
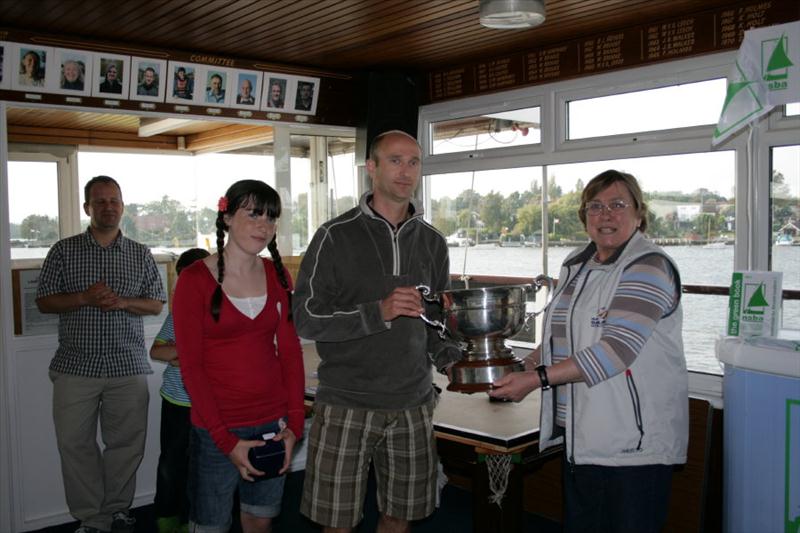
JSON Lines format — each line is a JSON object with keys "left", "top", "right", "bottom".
{"left": 426, "top": 0, "right": 796, "bottom": 103}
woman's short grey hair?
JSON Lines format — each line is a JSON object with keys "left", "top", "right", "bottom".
{"left": 578, "top": 169, "right": 649, "bottom": 233}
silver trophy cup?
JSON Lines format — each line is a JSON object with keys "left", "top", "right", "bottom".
{"left": 418, "top": 275, "right": 553, "bottom": 393}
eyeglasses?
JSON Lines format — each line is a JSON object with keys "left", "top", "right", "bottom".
{"left": 584, "top": 200, "right": 631, "bottom": 216}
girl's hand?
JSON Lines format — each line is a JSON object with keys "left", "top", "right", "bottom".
{"left": 275, "top": 427, "right": 297, "bottom": 475}
{"left": 228, "top": 439, "right": 266, "bottom": 481}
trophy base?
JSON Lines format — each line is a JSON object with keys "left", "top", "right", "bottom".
{"left": 447, "top": 356, "right": 525, "bottom": 394}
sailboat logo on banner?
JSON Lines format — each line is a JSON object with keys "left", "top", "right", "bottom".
{"left": 762, "top": 33, "right": 792, "bottom": 88}
{"left": 712, "top": 21, "right": 800, "bottom": 146}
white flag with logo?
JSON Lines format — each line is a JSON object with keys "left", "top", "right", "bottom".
{"left": 713, "top": 21, "right": 800, "bottom": 146}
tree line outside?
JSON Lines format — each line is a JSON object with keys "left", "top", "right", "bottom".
{"left": 431, "top": 171, "right": 794, "bottom": 244}
{"left": 10, "top": 193, "right": 345, "bottom": 252}
{"left": 9, "top": 171, "right": 795, "bottom": 249}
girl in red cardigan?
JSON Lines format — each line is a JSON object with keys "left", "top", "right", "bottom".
{"left": 173, "top": 180, "right": 304, "bottom": 533}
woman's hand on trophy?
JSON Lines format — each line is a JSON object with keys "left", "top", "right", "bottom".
{"left": 380, "top": 286, "right": 424, "bottom": 321}
{"left": 488, "top": 371, "right": 539, "bottom": 402}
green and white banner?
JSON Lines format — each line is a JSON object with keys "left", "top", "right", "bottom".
{"left": 713, "top": 21, "right": 799, "bottom": 146}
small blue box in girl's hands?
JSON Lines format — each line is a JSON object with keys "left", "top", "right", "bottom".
{"left": 248, "top": 432, "right": 285, "bottom": 481}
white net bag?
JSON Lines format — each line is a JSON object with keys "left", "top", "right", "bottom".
{"left": 485, "top": 453, "right": 513, "bottom": 507}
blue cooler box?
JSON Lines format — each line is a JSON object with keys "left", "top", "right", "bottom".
{"left": 717, "top": 333, "right": 800, "bottom": 533}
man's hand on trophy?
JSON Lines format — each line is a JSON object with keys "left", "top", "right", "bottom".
{"left": 380, "top": 286, "right": 424, "bottom": 321}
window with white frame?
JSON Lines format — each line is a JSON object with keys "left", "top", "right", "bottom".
{"left": 566, "top": 78, "right": 726, "bottom": 139}
{"left": 420, "top": 53, "right": 799, "bottom": 376}
{"left": 771, "top": 144, "right": 799, "bottom": 330}
{"left": 78, "top": 151, "right": 275, "bottom": 253}
{"left": 72, "top": 135, "right": 357, "bottom": 257}
{"left": 430, "top": 106, "right": 541, "bottom": 155}
{"left": 7, "top": 148, "right": 77, "bottom": 261}
{"left": 6, "top": 130, "right": 357, "bottom": 266}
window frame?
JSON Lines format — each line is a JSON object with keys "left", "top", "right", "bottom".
{"left": 421, "top": 93, "right": 548, "bottom": 170}
{"left": 2, "top": 100, "right": 357, "bottom": 255}
{"left": 420, "top": 50, "right": 763, "bottom": 273}
{"left": 764, "top": 135, "right": 800, "bottom": 272}
{"left": 555, "top": 57, "right": 731, "bottom": 149}
{"left": 768, "top": 103, "right": 800, "bottom": 132}
{"left": 418, "top": 50, "right": 799, "bottom": 390}
{"left": 427, "top": 103, "right": 545, "bottom": 158}
{"left": 8, "top": 145, "right": 80, "bottom": 242}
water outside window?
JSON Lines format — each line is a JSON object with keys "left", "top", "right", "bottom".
{"left": 427, "top": 150, "right": 768, "bottom": 375}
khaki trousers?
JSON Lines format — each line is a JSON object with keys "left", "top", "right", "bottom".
{"left": 50, "top": 371, "right": 149, "bottom": 532}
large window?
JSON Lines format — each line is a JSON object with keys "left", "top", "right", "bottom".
{"left": 78, "top": 151, "right": 274, "bottom": 253}
{"left": 421, "top": 53, "right": 800, "bottom": 378}
{"left": 5, "top": 137, "right": 357, "bottom": 265}
{"left": 68, "top": 135, "right": 357, "bottom": 257}
{"left": 549, "top": 154, "right": 736, "bottom": 375}
{"left": 429, "top": 151, "right": 736, "bottom": 374}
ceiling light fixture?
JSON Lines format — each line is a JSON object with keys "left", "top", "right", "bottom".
{"left": 479, "top": 0, "right": 546, "bottom": 29}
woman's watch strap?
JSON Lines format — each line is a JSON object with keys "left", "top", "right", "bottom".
{"left": 535, "top": 365, "right": 552, "bottom": 391}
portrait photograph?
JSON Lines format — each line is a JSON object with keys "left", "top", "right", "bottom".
{"left": 0, "top": 42, "right": 8, "bottom": 89}
{"left": 52, "top": 49, "right": 92, "bottom": 96}
{"left": 261, "top": 75, "right": 287, "bottom": 111}
{"left": 129, "top": 56, "right": 166, "bottom": 102}
{"left": 11, "top": 44, "right": 53, "bottom": 93}
{"left": 291, "top": 75, "right": 320, "bottom": 115}
{"left": 92, "top": 53, "right": 129, "bottom": 98}
{"left": 203, "top": 68, "right": 229, "bottom": 106}
{"left": 165, "top": 61, "right": 197, "bottom": 104}
{"left": 231, "top": 70, "right": 261, "bottom": 109}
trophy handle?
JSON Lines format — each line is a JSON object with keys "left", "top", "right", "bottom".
{"left": 415, "top": 284, "right": 449, "bottom": 339}
{"left": 523, "top": 275, "right": 555, "bottom": 327}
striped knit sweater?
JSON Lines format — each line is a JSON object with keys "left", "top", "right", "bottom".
{"left": 550, "top": 254, "right": 678, "bottom": 426}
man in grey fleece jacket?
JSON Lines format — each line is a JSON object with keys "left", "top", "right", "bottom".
{"left": 293, "top": 130, "right": 461, "bottom": 533}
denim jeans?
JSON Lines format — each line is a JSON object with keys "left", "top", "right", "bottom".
{"left": 188, "top": 420, "right": 286, "bottom": 532}
{"left": 562, "top": 453, "right": 673, "bottom": 533}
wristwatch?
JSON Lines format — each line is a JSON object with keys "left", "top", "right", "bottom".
{"left": 535, "top": 365, "right": 551, "bottom": 391}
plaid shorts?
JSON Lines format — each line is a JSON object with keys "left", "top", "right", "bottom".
{"left": 300, "top": 401, "right": 438, "bottom": 528}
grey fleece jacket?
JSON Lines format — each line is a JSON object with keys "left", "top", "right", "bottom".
{"left": 292, "top": 193, "right": 462, "bottom": 410}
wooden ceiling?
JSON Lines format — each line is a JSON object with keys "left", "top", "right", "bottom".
{"left": 0, "top": 0, "right": 757, "bottom": 152}
{"left": 0, "top": 0, "right": 735, "bottom": 73}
